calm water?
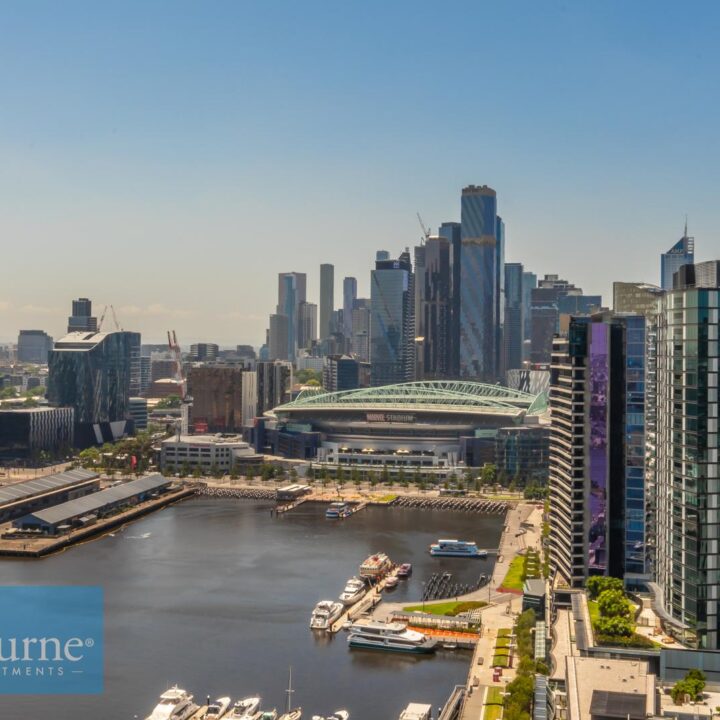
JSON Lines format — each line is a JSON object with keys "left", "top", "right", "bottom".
{"left": 0, "top": 498, "right": 503, "bottom": 720}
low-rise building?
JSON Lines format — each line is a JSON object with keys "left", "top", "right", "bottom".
{"left": 160, "top": 434, "right": 262, "bottom": 473}
{"left": 0, "top": 406, "right": 75, "bottom": 460}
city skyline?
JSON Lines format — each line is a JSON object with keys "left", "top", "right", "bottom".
{"left": 2, "top": 2, "right": 720, "bottom": 344}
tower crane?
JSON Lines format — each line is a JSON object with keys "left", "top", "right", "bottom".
{"left": 416, "top": 212, "right": 431, "bottom": 243}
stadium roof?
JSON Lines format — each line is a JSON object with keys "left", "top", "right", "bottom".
{"left": 274, "top": 380, "right": 547, "bottom": 417}
{"left": 0, "top": 468, "right": 98, "bottom": 507}
{"left": 22, "top": 474, "right": 171, "bottom": 527}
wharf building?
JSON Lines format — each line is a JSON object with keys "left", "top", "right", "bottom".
{"left": 651, "top": 261, "right": 720, "bottom": 648}
{"left": 16, "top": 330, "right": 53, "bottom": 364}
{"left": 0, "top": 407, "right": 75, "bottom": 460}
{"left": 47, "top": 330, "right": 137, "bottom": 447}
{"left": 549, "top": 311, "right": 648, "bottom": 589}
{"left": 265, "top": 380, "right": 548, "bottom": 473}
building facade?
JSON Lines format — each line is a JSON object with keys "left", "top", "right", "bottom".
{"left": 17, "top": 330, "right": 53, "bottom": 364}
{"left": 438, "top": 221, "right": 462, "bottom": 378}
{"left": 188, "top": 365, "right": 246, "bottom": 432}
{"left": 660, "top": 226, "right": 695, "bottom": 291}
{"left": 503, "top": 262, "right": 524, "bottom": 372}
{"left": 0, "top": 407, "right": 75, "bottom": 460}
{"left": 319, "top": 263, "right": 334, "bottom": 340}
{"left": 343, "top": 277, "right": 357, "bottom": 339}
{"left": 67, "top": 298, "right": 98, "bottom": 334}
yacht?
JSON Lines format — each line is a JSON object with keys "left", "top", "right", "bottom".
{"left": 258, "top": 712, "right": 278, "bottom": 720}
{"left": 278, "top": 712, "right": 302, "bottom": 720}
{"left": 312, "top": 712, "right": 349, "bottom": 720}
{"left": 339, "top": 577, "right": 367, "bottom": 606}
{"left": 326, "top": 502, "right": 351, "bottom": 519}
{"left": 347, "top": 621, "right": 437, "bottom": 654}
{"left": 359, "top": 553, "right": 392, "bottom": 578}
{"left": 397, "top": 563, "right": 412, "bottom": 577}
{"left": 145, "top": 686, "right": 198, "bottom": 720}
{"left": 429, "top": 539, "right": 485, "bottom": 558}
{"left": 227, "top": 697, "right": 261, "bottom": 719}
{"left": 310, "top": 600, "right": 344, "bottom": 630}
{"left": 206, "top": 697, "right": 232, "bottom": 719}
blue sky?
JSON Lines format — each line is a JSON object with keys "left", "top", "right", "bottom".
{"left": 1, "top": 1, "right": 719, "bottom": 344}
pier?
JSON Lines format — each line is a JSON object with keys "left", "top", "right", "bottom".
{"left": 328, "top": 568, "right": 400, "bottom": 633}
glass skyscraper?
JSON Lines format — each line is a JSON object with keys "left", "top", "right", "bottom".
{"left": 277, "top": 272, "right": 307, "bottom": 360}
{"left": 459, "top": 185, "right": 503, "bottom": 382}
{"left": 503, "top": 262, "right": 524, "bottom": 372}
{"left": 438, "top": 221, "right": 462, "bottom": 377}
{"left": 319, "top": 263, "right": 334, "bottom": 340}
{"left": 660, "top": 225, "right": 694, "bottom": 291}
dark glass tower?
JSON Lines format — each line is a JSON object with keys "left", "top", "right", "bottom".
{"left": 438, "top": 221, "right": 462, "bottom": 377}
{"left": 503, "top": 263, "right": 524, "bottom": 372}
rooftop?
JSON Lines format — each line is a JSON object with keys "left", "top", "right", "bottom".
{"left": 0, "top": 468, "right": 98, "bottom": 507}
{"left": 162, "top": 434, "right": 249, "bottom": 446}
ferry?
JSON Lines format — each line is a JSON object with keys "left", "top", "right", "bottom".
{"left": 397, "top": 563, "right": 413, "bottom": 577}
{"left": 429, "top": 539, "right": 486, "bottom": 558}
{"left": 326, "top": 502, "right": 352, "bottom": 519}
{"left": 145, "top": 686, "right": 199, "bottom": 720}
{"left": 227, "top": 697, "right": 261, "bottom": 719}
{"left": 206, "top": 697, "right": 231, "bottom": 719}
{"left": 310, "top": 600, "right": 344, "bottom": 630}
{"left": 339, "top": 577, "right": 367, "bottom": 606}
{"left": 359, "top": 553, "right": 393, "bottom": 578}
{"left": 347, "top": 621, "right": 437, "bottom": 654}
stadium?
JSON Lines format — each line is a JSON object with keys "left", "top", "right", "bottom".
{"left": 269, "top": 381, "right": 548, "bottom": 472}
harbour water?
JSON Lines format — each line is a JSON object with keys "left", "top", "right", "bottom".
{"left": 0, "top": 497, "right": 504, "bottom": 720}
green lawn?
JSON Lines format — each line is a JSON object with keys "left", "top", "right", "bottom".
{"left": 492, "top": 654, "right": 509, "bottom": 667}
{"left": 497, "top": 628, "right": 512, "bottom": 637}
{"left": 483, "top": 704, "right": 503, "bottom": 720}
{"left": 494, "top": 636, "right": 510, "bottom": 648}
{"left": 375, "top": 494, "right": 398, "bottom": 503}
{"left": 500, "top": 554, "right": 526, "bottom": 591}
{"left": 403, "top": 600, "right": 487, "bottom": 616}
{"left": 486, "top": 687, "right": 505, "bottom": 705}
{"left": 588, "top": 600, "right": 600, "bottom": 624}
{"left": 492, "top": 648, "right": 510, "bottom": 657}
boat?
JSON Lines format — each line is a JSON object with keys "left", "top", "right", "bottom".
{"left": 279, "top": 667, "right": 302, "bottom": 720}
{"left": 257, "top": 712, "right": 278, "bottom": 720}
{"left": 145, "top": 686, "right": 199, "bottom": 720}
{"left": 326, "top": 502, "right": 352, "bottom": 519}
{"left": 310, "top": 600, "right": 344, "bottom": 630}
{"left": 359, "top": 553, "right": 393, "bottom": 578}
{"left": 347, "top": 621, "right": 437, "bottom": 654}
{"left": 227, "top": 697, "right": 261, "bottom": 719}
{"left": 429, "top": 539, "right": 485, "bottom": 558}
{"left": 397, "top": 563, "right": 412, "bottom": 577}
{"left": 278, "top": 712, "right": 302, "bottom": 720}
{"left": 206, "top": 697, "right": 232, "bottom": 719}
{"left": 339, "top": 577, "right": 367, "bottom": 606}
{"left": 384, "top": 576, "right": 398, "bottom": 590}
{"left": 399, "top": 703, "right": 432, "bottom": 720}
{"left": 312, "top": 713, "right": 349, "bottom": 720}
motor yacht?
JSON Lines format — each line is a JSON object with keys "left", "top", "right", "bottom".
{"left": 145, "top": 686, "right": 198, "bottom": 720}
{"left": 206, "top": 696, "right": 232, "bottom": 719}
{"left": 338, "top": 577, "right": 367, "bottom": 606}
{"left": 227, "top": 697, "right": 261, "bottom": 719}
{"left": 310, "top": 600, "right": 344, "bottom": 630}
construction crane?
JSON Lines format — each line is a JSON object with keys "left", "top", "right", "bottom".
{"left": 97, "top": 304, "right": 122, "bottom": 332}
{"left": 167, "top": 330, "right": 187, "bottom": 400}
{"left": 416, "top": 212, "right": 431, "bottom": 243}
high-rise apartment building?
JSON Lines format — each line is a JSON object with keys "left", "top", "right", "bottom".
{"left": 438, "top": 221, "right": 462, "bottom": 378}
{"left": 660, "top": 224, "right": 695, "bottom": 291}
{"left": 613, "top": 282, "right": 664, "bottom": 315}
{"left": 651, "top": 261, "right": 719, "bottom": 648}
{"left": 415, "top": 236, "right": 451, "bottom": 379}
{"left": 17, "top": 330, "right": 53, "bottom": 364}
{"left": 319, "top": 264, "right": 334, "bottom": 340}
{"left": 189, "top": 343, "right": 219, "bottom": 362}
{"left": 351, "top": 300, "right": 371, "bottom": 362}
{"left": 188, "top": 365, "right": 246, "bottom": 432}
{"left": 277, "top": 272, "right": 307, "bottom": 359}
{"left": 67, "top": 298, "right": 98, "bottom": 334}
{"left": 297, "top": 301, "right": 318, "bottom": 350}
{"left": 256, "top": 361, "right": 293, "bottom": 415}
{"left": 459, "top": 185, "right": 503, "bottom": 382}
{"left": 343, "top": 277, "right": 357, "bottom": 339}
{"left": 503, "top": 263, "right": 524, "bottom": 372}
{"left": 370, "top": 250, "right": 415, "bottom": 387}
{"left": 268, "top": 314, "right": 289, "bottom": 361}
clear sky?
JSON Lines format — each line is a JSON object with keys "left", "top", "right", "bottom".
{"left": 1, "top": 1, "right": 719, "bottom": 345}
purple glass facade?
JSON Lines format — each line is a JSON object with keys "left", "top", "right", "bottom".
{"left": 588, "top": 323, "right": 608, "bottom": 572}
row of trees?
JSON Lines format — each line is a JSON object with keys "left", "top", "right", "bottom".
{"left": 503, "top": 609, "right": 546, "bottom": 720}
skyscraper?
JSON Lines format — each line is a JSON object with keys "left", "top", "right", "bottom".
{"left": 415, "top": 236, "right": 451, "bottom": 379}
{"left": 17, "top": 330, "right": 53, "bottom": 364}
{"left": 297, "top": 301, "right": 318, "bottom": 349}
{"left": 660, "top": 224, "right": 695, "bottom": 291}
{"left": 651, "top": 261, "right": 720, "bottom": 648}
{"left": 459, "top": 185, "right": 503, "bottom": 382}
{"left": 503, "top": 263, "right": 524, "bottom": 372}
{"left": 67, "top": 298, "right": 98, "bottom": 333}
{"left": 370, "top": 250, "right": 415, "bottom": 387}
{"left": 319, "top": 264, "right": 334, "bottom": 340}
{"left": 439, "top": 221, "right": 462, "bottom": 377}
{"left": 268, "top": 314, "right": 289, "bottom": 361}
{"left": 521, "top": 271, "right": 537, "bottom": 361}
{"left": 343, "top": 277, "right": 357, "bottom": 339}
{"left": 277, "top": 272, "right": 307, "bottom": 359}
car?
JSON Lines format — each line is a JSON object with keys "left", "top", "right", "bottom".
{"left": 477, "top": 656, "right": 484, "bottom": 665}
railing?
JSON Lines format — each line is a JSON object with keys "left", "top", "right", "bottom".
{"left": 438, "top": 684, "right": 465, "bottom": 720}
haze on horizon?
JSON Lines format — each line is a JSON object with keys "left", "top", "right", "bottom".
{"left": 1, "top": 1, "right": 719, "bottom": 346}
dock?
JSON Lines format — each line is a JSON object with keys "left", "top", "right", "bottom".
{"left": 328, "top": 567, "right": 400, "bottom": 633}
{"left": 276, "top": 496, "right": 309, "bottom": 514}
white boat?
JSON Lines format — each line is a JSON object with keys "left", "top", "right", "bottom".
{"left": 145, "top": 686, "right": 199, "bottom": 720}
{"left": 227, "top": 697, "right": 261, "bottom": 719}
{"left": 310, "top": 600, "right": 344, "bottom": 630}
{"left": 206, "top": 696, "right": 232, "bottom": 719}
{"left": 279, "top": 667, "right": 302, "bottom": 720}
{"left": 359, "top": 553, "right": 392, "bottom": 578}
{"left": 312, "top": 712, "right": 349, "bottom": 720}
{"left": 278, "top": 712, "right": 302, "bottom": 720}
{"left": 339, "top": 577, "right": 367, "bottom": 606}
{"left": 429, "top": 539, "right": 485, "bottom": 558}
{"left": 347, "top": 621, "right": 437, "bottom": 654}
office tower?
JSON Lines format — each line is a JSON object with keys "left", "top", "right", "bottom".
{"left": 297, "top": 301, "right": 318, "bottom": 350}
{"left": 236, "top": 345, "right": 257, "bottom": 361}
{"left": 139, "top": 356, "right": 151, "bottom": 395}
{"left": 47, "top": 330, "right": 136, "bottom": 446}
{"left": 277, "top": 272, "right": 307, "bottom": 359}
{"left": 415, "top": 236, "right": 451, "bottom": 379}
{"left": 613, "top": 282, "right": 664, "bottom": 314}
{"left": 439, "top": 221, "right": 462, "bottom": 377}
{"left": 370, "top": 249, "right": 415, "bottom": 386}
{"left": 187, "top": 365, "right": 246, "bottom": 432}
{"left": 0, "top": 407, "right": 75, "bottom": 459}
{"left": 67, "top": 298, "right": 98, "bottom": 333}
{"left": 189, "top": 343, "right": 219, "bottom": 362}
{"left": 16, "top": 330, "right": 53, "bottom": 364}
{"left": 323, "top": 355, "right": 360, "bottom": 392}
{"left": 495, "top": 216, "right": 506, "bottom": 376}
{"left": 343, "top": 277, "right": 357, "bottom": 338}
{"left": 660, "top": 223, "right": 695, "bottom": 291}
{"left": 319, "top": 264, "right": 334, "bottom": 340}
{"left": 268, "top": 314, "right": 289, "bottom": 361}
{"left": 351, "top": 300, "right": 371, "bottom": 362}
{"left": 127, "top": 332, "right": 142, "bottom": 398}
{"left": 651, "top": 261, "right": 720, "bottom": 648}
{"left": 503, "top": 263, "right": 524, "bottom": 372}
{"left": 256, "top": 361, "right": 293, "bottom": 414}
{"left": 128, "top": 397, "right": 148, "bottom": 431}
{"left": 459, "top": 185, "right": 503, "bottom": 382}
{"left": 151, "top": 358, "right": 177, "bottom": 382}
{"left": 549, "top": 312, "right": 648, "bottom": 588}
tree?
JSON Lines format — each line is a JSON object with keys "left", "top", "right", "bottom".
{"left": 156, "top": 395, "right": 182, "bottom": 409}
{"left": 586, "top": 576, "right": 624, "bottom": 599}
{"left": 398, "top": 467, "right": 407, "bottom": 487}
{"left": 295, "top": 368, "right": 322, "bottom": 385}
{"left": 480, "top": 463, "right": 497, "bottom": 487}
{"left": 597, "top": 589, "right": 631, "bottom": 618}
{"left": 336, "top": 463, "right": 345, "bottom": 482}
{"left": 671, "top": 670, "right": 706, "bottom": 704}
{"left": 380, "top": 464, "right": 390, "bottom": 485}
{"left": 0, "top": 387, "right": 17, "bottom": 399}
{"left": 594, "top": 616, "right": 633, "bottom": 637}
